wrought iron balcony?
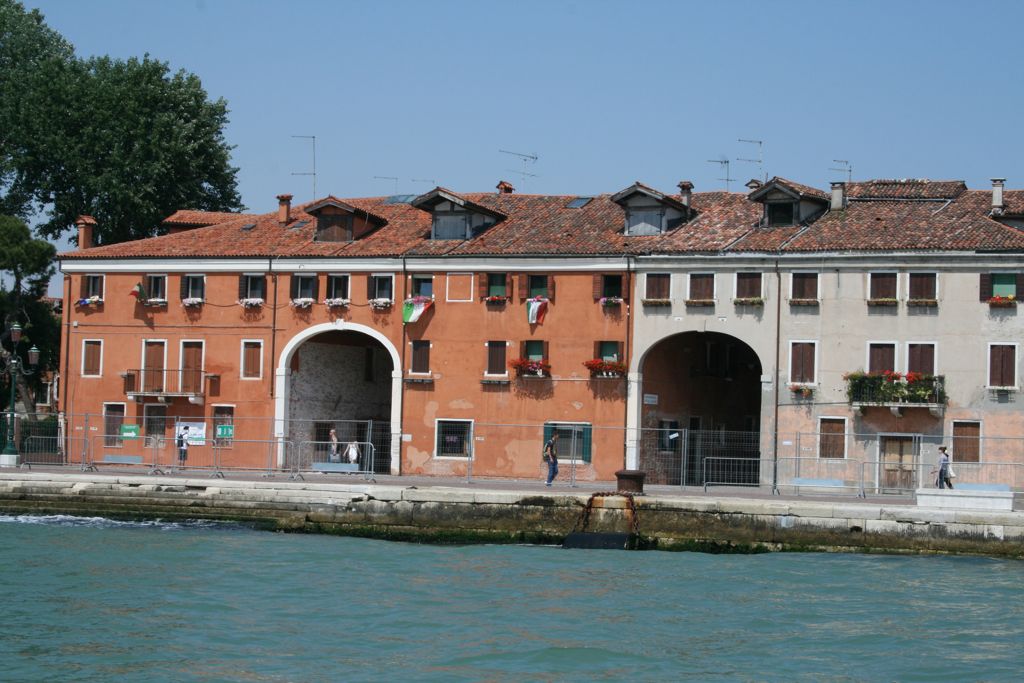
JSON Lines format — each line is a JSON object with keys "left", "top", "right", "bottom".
{"left": 123, "top": 369, "right": 206, "bottom": 398}
{"left": 845, "top": 372, "right": 946, "bottom": 416}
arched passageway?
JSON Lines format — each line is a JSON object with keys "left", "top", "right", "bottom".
{"left": 638, "top": 331, "right": 763, "bottom": 485}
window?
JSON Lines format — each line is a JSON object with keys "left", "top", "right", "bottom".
{"left": 988, "top": 343, "right": 1017, "bottom": 388}
{"left": 819, "top": 418, "right": 846, "bottom": 459}
{"left": 370, "top": 274, "right": 393, "bottom": 301}
{"left": 180, "top": 340, "right": 203, "bottom": 393}
{"left": 626, "top": 208, "right": 663, "bottom": 235}
{"left": 525, "top": 340, "right": 545, "bottom": 361}
{"left": 486, "top": 273, "right": 508, "bottom": 298}
{"left": 645, "top": 273, "right": 670, "bottom": 299}
{"left": 688, "top": 273, "right": 714, "bottom": 300}
{"left": 767, "top": 202, "right": 795, "bottom": 226}
{"left": 790, "top": 341, "right": 816, "bottom": 384}
{"left": 435, "top": 419, "right": 473, "bottom": 458}
{"left": 411, "top": 340, "right": 430, "bottom": 374}
{"left": 433, "top": 213, "right": 470, "bottom": 240}
{"left": 213, "top": 405, "right": 235, "bottom": 448}
{"left": 528, "top": 275, "right": 548, "bottom": 298}
{"left": 315, "top": 213, "right": 353, "bottom": 242}
{"left": 82, "top": 274, "right": 104, "bottom": 299}
{"left": 869, "top": 272, "right": 897, "bottom": 300}
{"left": 82, "top": 340, "right": 102, "bottom": 377}
{"left": 181, "top": 274, "right": 205, "bottom": 301}
{"left": 951, "top": 421, "right": 981, "bottom": 463}
{"left": 412, "top": 275, "right": 434, "bottom": 298}
{"left": 907, "top": 343, "right": 936, "bottom": 375}
{"left": 103, "top": 403, "right": 126, "bottom": 447}
{"left": 543, "top": 422, "right": 592, "bottom": 463}
{"left": 658, "top": 420, "right": 681, "bottom": 452}
{"left": 868, "top": 343, "right": 896, "bottom": 374}
{"left": 908, "top": 273, "right": 936, "bottom": 300}
{"left": 327, "top": 274, "right": 349, "bottom": 300}
{"left": 735, "top": 272, "right": 762, "bottom": 299}
{"left": 980, "top": 273, "right": 1023, "bottom": 301}
{"left": 145, "top": 274, "right": 167, "bottom": 301}
{"left": 142, "top": 340, "right": 166, "bottom": 392}
{"left": 241, "top": 340, "right": 263, "bottom": 379}
{"left": 239, "top": 273, "right": 266, "bottom": 300}
{"left": 597, "top": 341, "right": 621, "bottom": 361}
{"left": 486, "top": 341, "right": 507, "bottom": 375}
{"left": 143, "top": 404, "right": 167, "bottom": 447}
{"left": 600, "top": 274, "right": 623, "bottom": 299}
{"left": 791, "top": 272, "right": 818, "bottom": 300}
{"left": 290, "top": 274, "right": 317, "bottom": 300}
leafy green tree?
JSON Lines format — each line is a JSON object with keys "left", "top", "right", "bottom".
{"left": 0, "top": 215, "right": 56, "bottom": 295}
{"left": 1, "top": 0, "right": 244, "bottom": 245}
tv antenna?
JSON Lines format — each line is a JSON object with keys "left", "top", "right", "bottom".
{"left": 504, "top": 168, "right": 540, "bottom": 179}
{"left": 829, "top": 159, "right": 852, "bottom": 183}
{"left": 499, "top": 148, "right": 539, "bottom": 184}
{"left": 707, "top": 158, "right": 733, "bottom": 191}
{"left": 411, "top": 178, "right": 437, "bottom": 187}
{"left": 291, "top": 135, "right": 316, "bottom": 199}
{"left": 373, "top": 175, "right": 400, "bottom": 194}
{"left": 737, "top": 138, "right": 765, "bottom": 181}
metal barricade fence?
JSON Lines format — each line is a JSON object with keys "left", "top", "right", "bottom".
{"left": 702, "top": 456, "right": 761, "bottom": 491}
{"left": 774, "top": 457, "right": 865, "bottom": 496}
{"left": 914, "top": 460, "right": 1024, "bottom": 492}
{"left": 292, "top": 440, "right": 375, "bottom": 480}
{"left": 638, "top": 428, "right": 762, "bottom": 488}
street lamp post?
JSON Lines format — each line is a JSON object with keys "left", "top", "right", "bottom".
{"left": 1, "top": 322, "right": 40, "bottom": 467}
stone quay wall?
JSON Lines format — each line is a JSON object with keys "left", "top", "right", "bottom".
{"left": 1, "top": 473, "right": 1022, "bottom": 558}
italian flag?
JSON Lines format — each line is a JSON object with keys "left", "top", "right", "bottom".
{"left": 526, "top": 297, "right": 548, "bottom": 324}
{"left": 402, "top": 298, "right": 432, "bottom": 324}
{"left": 129, "top": 282, "right": 147, "bottom": 299}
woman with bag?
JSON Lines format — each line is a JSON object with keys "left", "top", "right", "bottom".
{"left": 934, "top": 446, "right": 954, "bottom": 489}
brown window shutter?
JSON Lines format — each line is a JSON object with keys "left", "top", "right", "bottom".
{"left": 290, "top": 275, "right": 299, "bottom": 299}
{"left": 616, "top": 342, "right": 624, "bottom": 362}
{"left": 238, "top": 275, "right": 246, "bottom": 300}
{"left": 412, "top": 341, "right": 429, "bottom": 373}
{"left": 312, "top": 275, "right": 320, "bottom": 301}
{"left": 979, "top": 273, "right": 992, "bottom": 301}
{"left": 989, "top": 346, "right": 1003, "bottom": 386}
{"left": 1003, "top": 346, "right": 1016, "bottom": 386}
{"left": 593, "top": 274, "right": 603, "bottom": 300}
{"left": 366, "top": 274, "right": 374, "bottom": 300}
{"left": 478, "top": 273, "right": 488, "bottom": 300}
{"left": 1017, "top": 273, "right": 1024, "bottom": 295}
{"left": 487, "top": 342, "right": 505, "bottom": 374}
{"left": 79, "top": 277, "right": 87, "bottom": 299}
{"left": 620, "top": 275, "right": 629, "bottom": 302}
{"left": 519, "top": 340, "right": 527, "bottom": 359}
{"left": 259, "top": 276, "right": 267, "bottom": 300}
{"left": 179, "top": 275, "right": 188, "bottom": 300}
{"left": 952, "top": 422, "right": 981, "bottom": 463}
{"left": 804, "top": 343, "right": 815, "bottom": 381}
{"left": 542, "top": 341, "right": 550, "bottom": 361}
{"left": 547, "top": 276, "right": 556, "bottom": 300}
{"left": 871, "top": 273, "right": 896, "bottom": 299}
{"left": 518, "top": 274, "right": 528, "bottom": 301}
{"left": 593, "top": 341, "right": 601, "bottom": 359}
{"left": 791, "top": 344, "right": 803, "bottom": 382}
{"left": 505, "top": 274, "right": 513, "bottom": 298}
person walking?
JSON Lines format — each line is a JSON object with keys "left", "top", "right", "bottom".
{"left": 543, "top": 431, "right": 559, "bottom": 486}
{"left": 328, "top": 429, "right": 340, "bottom": 463}
{"left": 176, "top": 426, "right": 190, "bottom": 467}
{"left": 934, "top": 445, "right": 954, "bottom": 489}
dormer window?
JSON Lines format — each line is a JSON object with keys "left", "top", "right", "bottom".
{"left": 612, "top": 182, "right": 690, "bottom": 236}
{"left": 767, "top": 202, "right": 795, "bottom": 227}
{"left": 315, "top": 214, "right": 353, "bottom": 242}
{"left": 305, "top": 197, "right": 388, "bottom": 243}
{"left": 433, "top": 212, "right": 472, "bottom": 240}
{"left": 412, "top": 188, "right": 506, "bottom": 242}
{"left": 627, "top": 208, "right": 664, "bottom": 236}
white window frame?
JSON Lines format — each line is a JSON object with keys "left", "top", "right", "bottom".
{"left": 789, "top": 271, "right": 819, "bottom": 300}
{"left": 788, "top": 339, "right": 818, "bottom": 385}
{"left": 865, "top": 341, "right": 898, "bottom": 374}
{"left": 179, "top": 339, "right": 205, "bottom": 392}
{"left": 409, "top": 273, "right": 435, "bottom": 299}
{"left": 433, "top": 418, "right": 474, "bottom": 460}
{"left": 867, "top": 271, "right": 899, "bottom": 300}
{"left": 84, "top": 274, "right": 105, "bottom": 298}
{"left": 906, "top": 271, "right": 939, "bottom": 300}
{"left": 904, "top": 341, "right": 938, "bottom": 375}
{"left": 292, "top": 273, "right": 317, "bottom": 300}
{"left": 686, "top": 272, "right": 716, "bottom": 300}
{"left": 817, "top": 416, "right": 848, "bottom": 459}
{"left": 545, "top": 420, "right": 593, "bottom": 464}
{"left": 986, "top": 342, "right": 1018, "bottom": 390}
{"left": 102, "top": 402, "right": 127, "bottom": 448}
{"left": 645, "top": 272, "right": 672, "bottom": 299}
{"left": 370, "top": 273, "right": 395, "bottom": 301}
{"left": 733, "top": 271, "right": 764, "bottom": 299}
{"left": 37, "top": 380, "right": 53, "bottom": 407}
{"left": 81, "top": 339, "right": 103, "bottom": 377}
{"left": 990, "top": 271, "right": 1019, "bottom": 298}
{"left": 242, "top": 272, "right": 266, "bottom": 300}
{"left": 183, "top": 273, "right": 206, "bottom": 300}
{"left": 483, "top": 340, "right": 510, "bottom": 378}
{"left": 327, "top": 273, "right": 350, "bottom": 300}
{"left": 240, "top": 339, "right": 264, "bottom": 381}
{"left": 408, "top": 340, "right": 432, "bottom": 376}
{"left": 445, "top": 272, "right": 474, "bottom": 303}
{"left": 145, "top": 273, "right": 168, "bottom": 300}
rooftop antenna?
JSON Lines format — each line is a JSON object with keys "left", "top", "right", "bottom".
{"left": 829, "top": 159, "right": 852, "bottom": 183}
{"left": 737, "top": 138, "right": 765, "bottom": 182}
{"left": 411, "top": 178, "right": 437, "bottom": 187}
{"left": 290, "top": 135, "right": 316, "bottom": 199}
{"left": 373, "top": 175, "right": 400, "bottom": 194}
{"left": 499, "top": 149, "right": 539, "bottom": 187}
{"left": 707, "top": 157, "right": 732, "bottom": 191}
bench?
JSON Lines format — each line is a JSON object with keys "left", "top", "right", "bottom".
{"left": 312, "top": 462, "right": 360, "bottom": 473}
{"left": 953, "top": 482, "right": 1012, "bottom": 492}
{"left": 99, "top": 454, "right": 145, "bottom": 465}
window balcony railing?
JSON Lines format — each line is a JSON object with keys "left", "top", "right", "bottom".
{"left": 844, "top": 371, "right": 946, "bottom": 415}
{"left": 123, "top": 369, "right": 207, "bottom": 397}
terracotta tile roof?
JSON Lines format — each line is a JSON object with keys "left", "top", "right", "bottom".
{"left": 845, "top": 179, "right": 967, "bottom": 200}
{"left": 1000, "top": 190, "right": 1024, "bottom": 216}
{"left": 162, "top": 210, "right": 257, "bottom": 227}
{"left": 58, "top": 180, "right": 1024, "bottom": 260}
{"left": 757, "top": 177, "right": 829, "bottom": 201}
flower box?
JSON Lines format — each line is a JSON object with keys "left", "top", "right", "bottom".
{"left": 789, "top": 299, "right": 819, "bottom": 306}
{"left": 484, "top": 295, "right": 508, "bottom": 305}
{"left": 906, "top": 298, "right": 938, "bottom": 307}
{"left": 238, "top": 298, "right": 264, "bottom": 308}
{"left": 988, "top": 296, "right": 1017, "bottom": 308}
{"left": 181, "top": 297, "right": 204, "bottom": 308}
{"left": 75, "top": 296, "right": 104, "bottom": 307}
{"left": 684, "top": 299, "right": 715, "bottom": 307}
{"left": 509, "top": 357, "right": 551, "bottom": 377}
{"left": 369, "top": 298, "right": 393, "bottom": 310}
{"left": 867, "top": 298, "right": 898, "bottom": 307}
{"left": 844, "top": 370, "right": 946, "bottom": 405}
{"left": 290, "top": 297, "right": 315, "bottom": 309}
{"left": 142, "top": 298, "right": 167, "bottom": 307}
{"left": 788, "top": 383, "right": 814, "bottom": 398}
{"left": 733, "top": 297, "right": 764, "bottom": 306}
{"left": 641, "top": 298, "right": 672, "bottom": 307}
{"left": 323, "top": 298, "right": 350, "bottom": 308}
{"left": 599, "top": 296, "right": 623, "bottom": 307}
{"left": 583, "top": 358, "right": 626, "bottom": 377}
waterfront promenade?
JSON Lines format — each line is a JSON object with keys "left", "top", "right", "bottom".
{"left": 2, "top": 467, "right": 1022, "bottom": 558}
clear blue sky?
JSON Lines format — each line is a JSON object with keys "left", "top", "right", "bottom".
{"left": 26, "top": 0, "right": 1024, "bottom": 228}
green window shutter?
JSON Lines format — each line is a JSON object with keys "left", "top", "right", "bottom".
{"left": 582, "top": 425, "right": 592, "bottom": 463}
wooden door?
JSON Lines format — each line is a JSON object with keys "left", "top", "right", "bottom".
{"left": 880, "top": 436, "right": 915, "bottom": 490}
{"left": 143, "top": 341, "right": 165, "bottom": 392}
{"left": 181, "top": 342, "right": 203, "bottom": 393}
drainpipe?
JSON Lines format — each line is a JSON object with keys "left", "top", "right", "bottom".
{"left": 397, "top": 256, "right": 409, "bottom": 475}
{"left": 269, "top": 258, "right": 278, "bottom": 398}
{"left": 60, "top": 274, "right": 72, "bottom": 415}
{"left": 772, "top": 258, "right": 782, "bottom": 494}
{"left": 623, "top": 255, "right": 633, "bottom": 470}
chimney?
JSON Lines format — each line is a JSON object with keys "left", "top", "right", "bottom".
{"left": 277, "top": 194, "right": 293, "bottom": 225}
{"left": 75, "top": 215, "right": 97, "bottom": 249}
{"left": 830, "top": 181, "right": 846, "bottom": 211}
{"left": 991, "top": 178, "right": 1006, "bottom": 213}
{"left": 496, "top": 180, "right": 514, "bottom": 194}
{"left": 677, "top": 180, "right": 693, "bottom": 208}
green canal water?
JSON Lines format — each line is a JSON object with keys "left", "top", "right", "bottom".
{"left": 2, "top": 515, "right": 1023, "bottom": 682}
